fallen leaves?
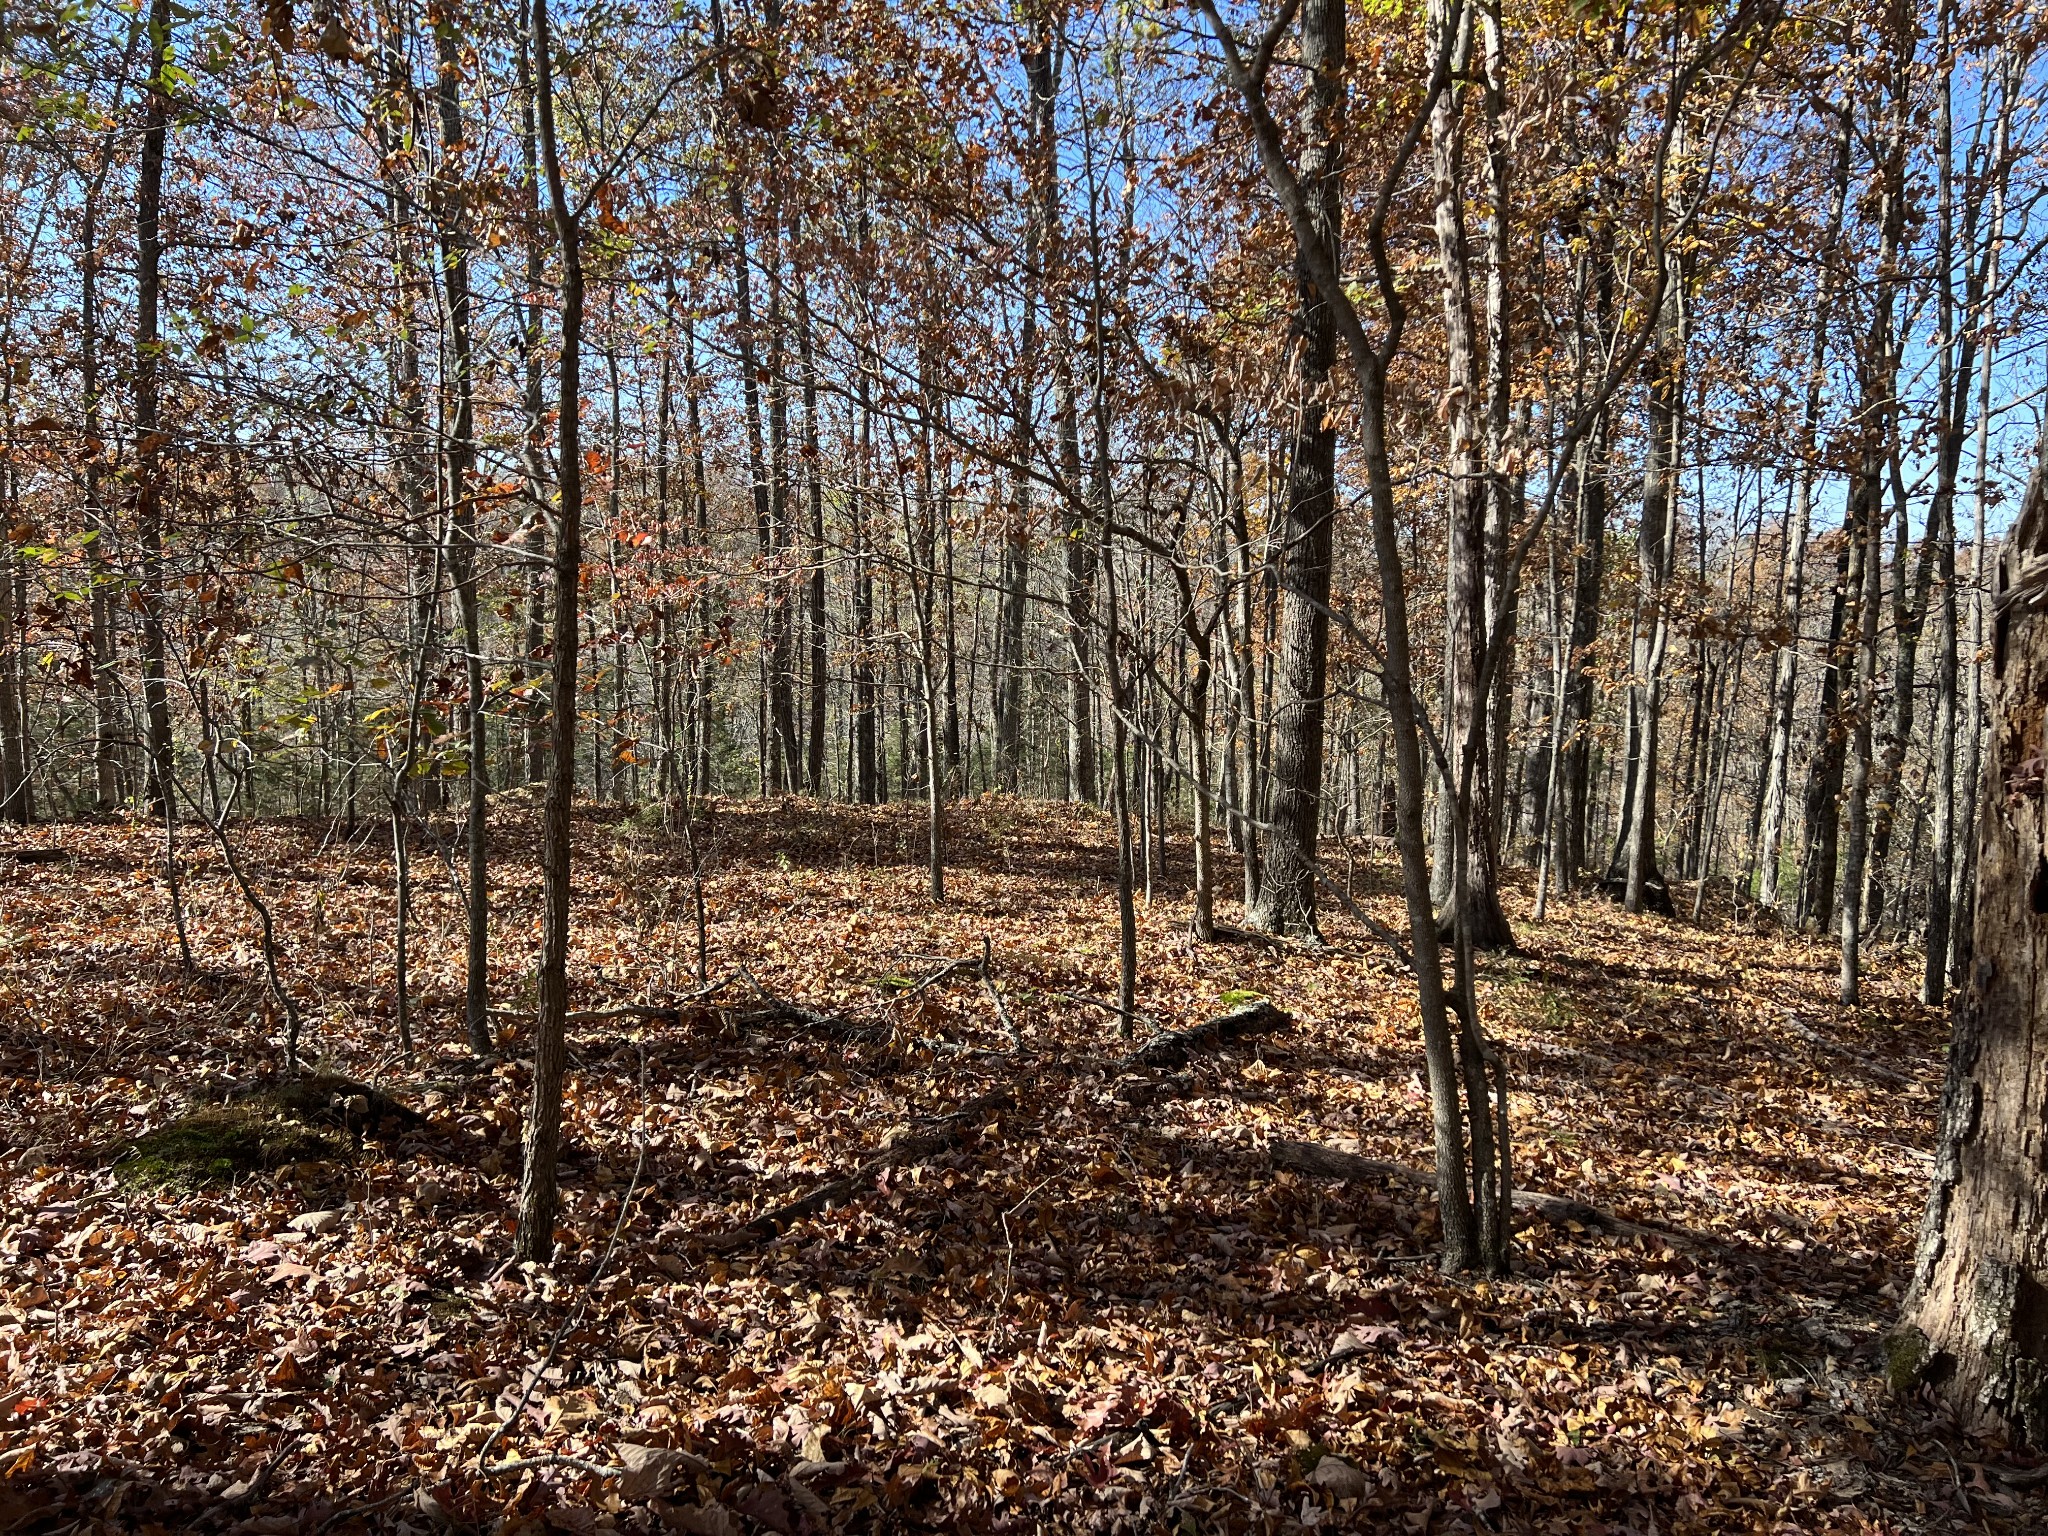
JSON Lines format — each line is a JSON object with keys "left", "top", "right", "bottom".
{"left": 0, "top": 801, "right": 2036, "bottom": 1531}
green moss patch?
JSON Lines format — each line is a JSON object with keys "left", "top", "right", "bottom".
{"left": 1884, "top": 1324, "right": 1934, "bottom": 1395}
{"left": 112, "top": 1106, "right": 345, "bottom": 1188}
{"left": 108, "top": 1074, "right": 418, "bottom": 1189}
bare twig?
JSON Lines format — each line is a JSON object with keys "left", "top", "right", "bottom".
{"left": 981, "top": 936, "right": 1022, "bottom": 1052}
{"left": 898, "top": 951, "right": 987, "bottom": 1000}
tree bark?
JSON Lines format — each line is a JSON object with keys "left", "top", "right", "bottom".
{"left": 135, "top": 0, "right": 175, "bottom": 819}
{"left": 1426, "top": 0, "right": 1513, "bottom": 950}
{"left": 434, "top": 9, "right": 492, "bottom": 1055}
{"left": 1899, "top": 418, "right": 2048, "bottom": 1445}
{"left": 515, "top": 0, "right": 583, "bottom": 1265}
{"left": 1243, "top": 0, "right": 1341, "bottom": 940}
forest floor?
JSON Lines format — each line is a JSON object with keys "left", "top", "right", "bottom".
{"left": 0, "top": 796, "right": 2040, "bottom": 1535}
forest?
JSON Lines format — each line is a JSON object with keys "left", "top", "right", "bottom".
{"left": 4, "top": 0, "right": 2048, "bottom": 1528}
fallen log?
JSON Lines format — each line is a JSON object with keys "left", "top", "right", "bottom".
{"left": 1120, "top": 999, "right": 1290, "bottom": 1071}
{"left": 708, "top": 1087, "right": 1014, "bottom": 1251}
{"left": 1271, "top": 1139, "right": 1679, "bottom": 1244}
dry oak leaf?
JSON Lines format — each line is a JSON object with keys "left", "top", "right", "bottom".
{"left": 1310, "top": 1455, "right": 1370, "bottom": 1501}
{"left": 616, "top": 1441, "right": 709, "bottom": 1501}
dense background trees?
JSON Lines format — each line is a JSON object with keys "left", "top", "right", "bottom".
{"left": 5, "top": 0, "right": 2048, "bottom": 1369}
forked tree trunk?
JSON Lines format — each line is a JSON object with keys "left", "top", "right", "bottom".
{"left": 1899, "top": 426, "right": 2048, "bottom": 1444}
{"left": 1425, "top": 0, "right": 1513, "bottom": 952}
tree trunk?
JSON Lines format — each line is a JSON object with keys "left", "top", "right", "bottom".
{"left": 0, "top": 438, "right": 26, "bottom": 824}
{"left": 716, "top": 15, "right": 776, "bottom": 794}
{"left": 515, "top": 35, "right": 550, "bottom": 789}
{"left": 1243, "top": 0, "right": 1340, "bottom": 940}
{"left": 1838, "top": 40, "right": 1912, "bottom": 996}
{"left": 1191, "top": 0, "right": 1500, "bottom": 1271}
{"left": 653, "top": 281, "right": 678, "bottom": 800}
{"left": 1928, "top": 29, "right": 2013, "bottom": 1002}
{"left": 135, "top": 0, "right": 175, "bottom": 819}
{"left": 853, "top": 328, "right": 881, "bottom": 804}
{"left": 796, "top": 241, "right": 828, "bottom": 797}
{"left": 515, "top": 0, "right": 583, "bottom": 1265}
{"left": 79, "top": 186, "right": 122, "bottom": 814}
{"left": 1058, "top": 347, "right": 1098, "bottom": 803}
{"left": 1950, "top": 57, "right": 2013, "bottom": 987}
{"left": 1797, "top": 529, "right": 1853, "bottom": 931}
{"left": 1612, "top": 253, "right": 1684, "bottom": 917}
{"left": 1838, "top": 448, "right": 1882, "bottom": 1003}
{"left": 994, "top": 16, "right": 1058, "bottom": 794}
{"left": 764, "top": 211, "right": 800, "bottom": 793}
{"left": 1754, "top": 118, "right": 1847, "bottom": 909}
{"left": 1898, "top": 420, "right": 2048, "bottom": 1445}
{"left": 434, "top": 15, "right": 492, "bottom": 1055}
{"left": 1556, "top": 233, "right": 1615, "bottom": 879}
{"left": 1426, "top": 0, "right": 1513, "bottom": 951}
{"left": 683, "top": 318, "right": 714, "bottom": 800}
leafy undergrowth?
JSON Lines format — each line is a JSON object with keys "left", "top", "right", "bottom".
{"left": 0, "top": 798, "right": 2038, "bottom": 1534}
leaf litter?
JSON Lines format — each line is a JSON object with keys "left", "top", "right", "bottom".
{"left": 0, "top": 798, "right": 2037, "bottom": 1533}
